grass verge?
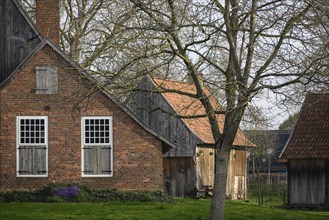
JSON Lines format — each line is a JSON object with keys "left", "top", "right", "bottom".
{"left": 0, "top": 198, "right": 328, "bottom": 220}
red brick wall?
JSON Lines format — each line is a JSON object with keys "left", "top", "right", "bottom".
{"left": 35, "top": 0, "right": 60, "bottom": 45}
{"left": 0, "top": 45, "right": 163, "bottom": 191}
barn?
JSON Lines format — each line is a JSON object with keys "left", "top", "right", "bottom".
{"left": 278, "top": 93, "right": 329, "bottom": 207}
{"left": 126, "top": 77, "right": 255, "bottom": 198}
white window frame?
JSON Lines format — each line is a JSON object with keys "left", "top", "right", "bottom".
{"left": 16, "top": 116, "right": 48, "bottom": 177}
{"left": 81, "top": 116, "right": 113, "bottom": 177}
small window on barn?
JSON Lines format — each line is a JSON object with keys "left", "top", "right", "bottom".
{"left": 16, "top": 116, "right": 48, "bottom": 177}
{"left": 35, "top": 66, "right": 58, "bottom": 94}
{"left": 81, "top": 117, "right": 113, "bottom": 177}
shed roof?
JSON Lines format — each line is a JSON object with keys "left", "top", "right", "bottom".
{"left": 152, "top": 78, "right": 255, "bottom": 147}
{"left": 279, "top": 93, "right": 329, "bottom": 161}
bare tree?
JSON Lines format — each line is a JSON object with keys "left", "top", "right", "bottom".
{"left": 18, "top": 0, "right": 329, "bottom": 219}
{"left": 110, "top": 1, "right": 328, "bottom": 219}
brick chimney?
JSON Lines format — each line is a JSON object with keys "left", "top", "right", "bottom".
{"left": 35, "top": 0, "right": 60, "bottom": 45}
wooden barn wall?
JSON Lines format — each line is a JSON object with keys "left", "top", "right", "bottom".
{"left": 0, "top": 0, "right": 41, "bottom": 84}
{"left": 196, "top": 146, "right": 215, "bottom": 189}
{"left": 288, "top": 159, "right": 329, "bottom": 207}
{"left": 226, "top": 149, "right": 247, "bottom": 200}
{"left": 163, "top": 157, "right": 197, "bottom": 197}
{"left": 195, "top": 146, "right": 247, "bottom": 199}
{"left": 126, "top": 77, "right": 202, "bottom": 157}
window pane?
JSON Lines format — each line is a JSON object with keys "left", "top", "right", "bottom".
{"left": 83, "top": 117, "right": 111, "bottom": 145}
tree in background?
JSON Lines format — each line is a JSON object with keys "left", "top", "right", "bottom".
{"left": 278, "top": 113, "right": 299, "bottom": 130}
{"left": 18, "top": 1, "right": 329, "bottom": 219}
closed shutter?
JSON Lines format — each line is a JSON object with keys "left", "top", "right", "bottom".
{"left": 36, "top": 66, "right": 58, "bottom": 94}
{"left": 83, "top": 146, "right": 112, "bottom": 175}
{"left": 32, "top": 146, "right": 47, "bottom": 175}
{"left": 18, "top": 146, "right": 32, "bottom": 175}
{"left": 100, "top": 146, "right": 112, "bottom": 174}
{"left": 18, "top": 146, "right": 47, "bottom": 175}
{"left": 83, "top": 147, "right": 94, "bottom": 174}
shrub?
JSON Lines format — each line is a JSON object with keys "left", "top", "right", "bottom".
{"left": 0, "top": 184, "right": 173, "bottom": 203}
{"left": 53, "top": 185, "right": 80, "bottom": 201}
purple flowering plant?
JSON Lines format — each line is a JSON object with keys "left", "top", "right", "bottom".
{"left": 53, "top": 185, "right": 80, "bottom": 200}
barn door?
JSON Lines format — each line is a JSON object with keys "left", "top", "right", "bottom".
{"left": 233, "top": 176, "right": 245, "bottom": 200}
{"left": 196, "top": 147, "right": 215, "bottom": 189}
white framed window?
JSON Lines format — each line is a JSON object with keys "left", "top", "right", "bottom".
{"left": 81, "top": 117, "right": 113, "bottom": 177}
{"left": 16, "top": 116, "right": 48, "bottom": 177}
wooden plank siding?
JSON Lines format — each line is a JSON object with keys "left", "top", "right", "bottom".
{"left": 196, "top": 146, "right": 215, "bottom": 188}
{"left": 0, "top": 0, "right": 41, "bottom": 85}
{"left": 288, "top": 159, "right": 329, "bottom": 207}
{"left": 163, "top": 157, "right": 197, "bottom": 197}
{"left": 126, "top": 77, "right": 202, "bottom": 157}
{"left": 195, "top": 146, "right": 247, "bottom": 199}
{"left": 226, "top": 149, "right": 247, "bottom": 200}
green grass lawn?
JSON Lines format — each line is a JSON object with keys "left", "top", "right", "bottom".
{"left": 0, "top": 198, "right": 328, "bottom": 220}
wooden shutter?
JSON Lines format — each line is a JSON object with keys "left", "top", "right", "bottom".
{"left": 100, "top": 146, "right": 112, "bottom": 174}
{"left": 32, "top": 146, "right": 47, "bottom": 175}
{"left": 83, "top": 146, "right": 112, "bottom": 175}
{"left": 18, "top": 146, "right": 47, "bottom": 175}
{"left": 83, "top": 147, "right": 94, "bottom": 174}
{"left": 36, "top": 66, "right": 58, "bottom": 94}
{"left": 18, "top": 146, "right": 32, "bottom": 175}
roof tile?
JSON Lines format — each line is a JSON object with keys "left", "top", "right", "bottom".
{"left": 153, "top": 78, "right": 255, "bottom": 147}
{"left": 279, "top": 93, "right": 329, "bottom": 160}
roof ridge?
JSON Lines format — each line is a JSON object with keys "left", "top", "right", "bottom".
{"left": 152, "top": 77, "right": 195, "bottom": 86}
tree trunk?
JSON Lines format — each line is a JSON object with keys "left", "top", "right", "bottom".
{"left": 210, "top": 139, "right": 231, "bottom": 220}
{"left": 210, "top": 103, "right": 246, "bottom": 219}
{"left": 257, "top": 171, "right": 261, "bottom": 206}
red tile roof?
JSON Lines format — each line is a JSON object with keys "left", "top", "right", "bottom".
{"left": 279, "top": 93, "right": 329, "bottom": 160}
{"left": 152, "top": 78, "right": 255, "bottom": 147}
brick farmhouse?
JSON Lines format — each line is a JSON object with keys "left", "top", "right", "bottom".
{"left": 0, "top": 0, "right": 172, "bottom": 191}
